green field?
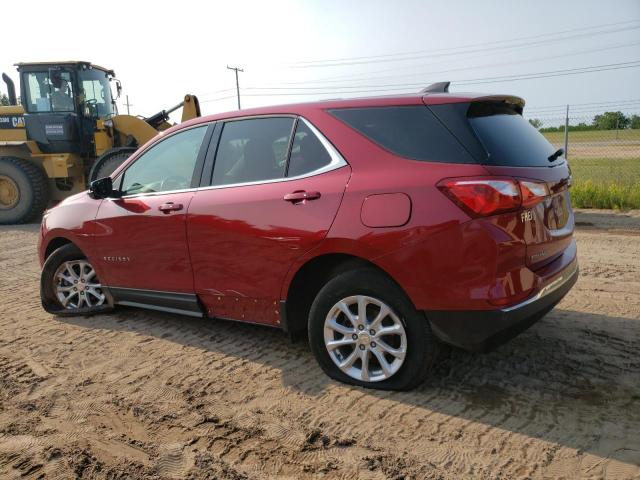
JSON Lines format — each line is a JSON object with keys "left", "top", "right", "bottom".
{"left": 569, "top": 157, "right": 640, "bottom": 209}
{"left": 542, "top": 128, "right": 640, "bottom": 144}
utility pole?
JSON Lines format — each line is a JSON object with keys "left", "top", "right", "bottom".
{"left": 563, "top": 104, "right": 569, "bottom": 159}
{"left": 124, "top": 95, "right": 133, "bottom": 115}
{"left": 227, "top": 65, "right": 244, "bottom": 110}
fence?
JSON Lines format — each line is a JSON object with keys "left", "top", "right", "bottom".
{"left": 526, "top": 111, "right": 640, "bottom": 209}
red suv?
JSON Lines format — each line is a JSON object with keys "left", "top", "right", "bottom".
{"left": 39, "top": 83, "right": 577, "bottom": 390}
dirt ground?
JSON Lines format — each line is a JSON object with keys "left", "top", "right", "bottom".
{"left": 0, "top": 209, "right": 639, "bottom": 479}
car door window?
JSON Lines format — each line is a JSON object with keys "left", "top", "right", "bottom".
{"left": 287, "top": 120, "right": 332, "bottom": 177}
{"left": 211, "top": 117, "right": 294, "bottom": 186}
{"left": 120, "top": 126, "right": 208, "bottom": 196}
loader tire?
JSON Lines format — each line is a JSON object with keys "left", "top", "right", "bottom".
{"left": 89, "top": 150, "right": 134, "bottom": 182}
{"left": 0, "top": 156, "right": 49, "bottom": 224}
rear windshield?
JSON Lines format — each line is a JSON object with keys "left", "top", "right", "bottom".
{"left": 468, "top": 103, "right": 561, "bottom": 167}
{"left": 328, "top": 106, "right": 475, "bottom": 164}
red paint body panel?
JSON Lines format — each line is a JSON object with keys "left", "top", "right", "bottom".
{"left": 92, "top": 192, "right": 196, "bottom": 292}
{"left": 187, "top": 166, "right": 351, "bottom": 324}
{"left": 360, "top": 193, "right": 411, "bottom": 228}
{"left": 39, "top": 191, "right": 101, "bottom": 267}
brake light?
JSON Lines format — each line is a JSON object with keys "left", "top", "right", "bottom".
{"left": 438, "top": 178, "right": 548, "bottom": 217}
{"left": 520, "top": 180, "right": 550, "bottom": 208}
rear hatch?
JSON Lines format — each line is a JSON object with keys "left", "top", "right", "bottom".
{"left": 428, "top": 98, "right": 574, "bottom": 270}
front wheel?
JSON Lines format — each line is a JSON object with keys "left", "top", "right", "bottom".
{"left": 40, "top": 243, "right": 113, "bottom": 316}
{"left": 308, "top": 269, "right": 440, "bottom": 390}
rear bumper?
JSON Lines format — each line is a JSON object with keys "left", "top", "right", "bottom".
{"left": 427, "top": 256, "right": 578, "bottom": 352}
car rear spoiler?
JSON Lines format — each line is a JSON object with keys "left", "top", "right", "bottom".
{"left": 422, "top": 90, "right": 526, "bottom": 114}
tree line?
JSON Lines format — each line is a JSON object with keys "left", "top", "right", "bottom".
{"left": 529, "top": 111, "right": 640, "bottom": 132}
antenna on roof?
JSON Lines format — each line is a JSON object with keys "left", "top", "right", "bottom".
{"left": 420, "top": 82, "right": 450, "bottom": 93}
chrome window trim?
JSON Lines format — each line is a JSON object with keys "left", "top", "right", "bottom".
{"left": 203, "top": 117, "right": 347, "bottom": 191}
{"left": 114, "top": 116, "right": 348, "bottom": 200}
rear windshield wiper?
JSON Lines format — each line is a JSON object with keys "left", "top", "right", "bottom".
{"left": 548, "top": 148, "right": 564, "bottom": 162}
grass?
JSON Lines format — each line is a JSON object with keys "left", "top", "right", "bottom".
{"left": 542, "top": 128, "right": 640, "bottom": 144}
{"left": 568, "top": 157, "right": 640, "bottom": 209}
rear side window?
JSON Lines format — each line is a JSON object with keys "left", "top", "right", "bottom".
{"left": 212, "top": 117, "right": 294, "bottom": 186}
{"left": 287, "top": 120, "right": 332, "bottom": 177}
{"left": 468, "top": 103, "right": 560, "bottom": 167}
{"left": 329, "top": 106, "right": 475, "bottom": 164}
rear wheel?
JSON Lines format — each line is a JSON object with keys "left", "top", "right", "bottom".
{"left": 40, "top": 243, "right": 112, "bottom": 316}
{"left": 0, "top": 156, "right": 49, "bottom": 224}
{"left": 308, "top": 269, "right": 440, "bottom": 390}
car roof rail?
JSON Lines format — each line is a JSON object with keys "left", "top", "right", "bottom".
{"left": 420, "top": 82, "right": 450, "bottom": 93}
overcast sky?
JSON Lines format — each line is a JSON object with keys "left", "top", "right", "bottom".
{"left": 1, "top": 0, "right": 638, "bottom": 125}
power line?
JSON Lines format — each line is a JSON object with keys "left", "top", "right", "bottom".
{"left": 285, "top": 25, "right": 640, "bottom": 69}
{"left": 199, "top": 88, "right": 237, "bottom": 96}
{"left": 528, "top": 107, "right": 640, "bottom": 117}
{"left": 526, "top": 99, "right": 640, "bottom": 111}
{"left": 285, "top": 19, "right": 640, "bottom": 66}
{"left": 200, "top": 95, "right": 237, "bottom": 104}
{"left": 239, "top": 61, "right": 640, "bottom": 96}
{"left": 455, "top": 62, "right": 640, "bottom": 85}
{"left": 258, "top": 40, "right": 640, "bottom": 87}
{"left": 526, "top": 101, "right": 640, "bottom": 114}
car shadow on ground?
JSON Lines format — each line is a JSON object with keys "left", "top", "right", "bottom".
{"left": 56, "top": 306, "right": 640, "bottom": 467}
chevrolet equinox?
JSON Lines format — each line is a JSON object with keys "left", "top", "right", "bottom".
{"left": 38, "top": 83, "right": 578, "bottom": 390}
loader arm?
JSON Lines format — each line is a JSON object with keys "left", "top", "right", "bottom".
{"left": 181, "top": 94, "right": 201, "bottom": 122}
{"left": 144, "top": 94, "right": 201, "bottom": 131}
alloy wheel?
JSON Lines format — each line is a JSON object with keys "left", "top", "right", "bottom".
{"left": 53, "top": 260, "right": 106, "bottom": 309}
{"left": 323, "top": 295, "right": 407, "bottom": 383}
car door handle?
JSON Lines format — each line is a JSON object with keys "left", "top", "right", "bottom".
{"left": 283, "top": 190, "right": 321, "bottom": 203}
{"left": 158, "top": 202, "right": 183, "bottom": 213}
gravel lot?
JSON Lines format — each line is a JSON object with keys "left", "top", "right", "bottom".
{"left": 0, "top": 209, "right": 638, "bottom": 479}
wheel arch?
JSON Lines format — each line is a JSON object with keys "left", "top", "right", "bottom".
{"left": 43, "top": 236, "right": 75, "bottom": 261}
{"left": 283, "top": 252, "right": 410, "bottom": 336}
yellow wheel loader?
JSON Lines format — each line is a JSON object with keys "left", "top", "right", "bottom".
{"left": 0, "top": 61, "right": 200, "bottom": 224}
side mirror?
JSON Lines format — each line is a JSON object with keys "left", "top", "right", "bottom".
{"left": 89, "top": 176, "right": 119, "bottom": 199}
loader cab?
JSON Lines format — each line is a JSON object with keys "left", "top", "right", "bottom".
{"left": 17, "top": 61, "right": 118, "bottom": 155}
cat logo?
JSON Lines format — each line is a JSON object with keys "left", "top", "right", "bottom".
{"left": 0, "top": 115, "right": 25, "bottom": 129}
{"left": 520, "top": 210, "right": 533, "bottom": 222}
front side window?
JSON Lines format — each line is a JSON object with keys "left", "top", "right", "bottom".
{"left": 120, "top": 126, "right": 207, "bottom": 196}
{"left": 24, "top": 70, "right": 75, "bottom": 113}
{"left": 211, "top": 117, "right": 294, "bottom": 186}
{"left": 78, "top": 69, "right": 115, "bottom": 118}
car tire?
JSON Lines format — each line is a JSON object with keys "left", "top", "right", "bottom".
{"left": 89, "top": 150, "right": 134, "bottom": 182}
{"left": 40, "top": 243, "right": 113, "bottom": 316}
{"left": 0, "top": 156, "right": 49, "bottom": 224}
{"left": 308, "top": 268, "right": 440, "bottom": 390}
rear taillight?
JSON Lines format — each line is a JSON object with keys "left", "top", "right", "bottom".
{"left": 438, "top": 177, "right": 548, "bottom": 217}
{"left": 519, "top": 180, "right": 550, "bottom": 208}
